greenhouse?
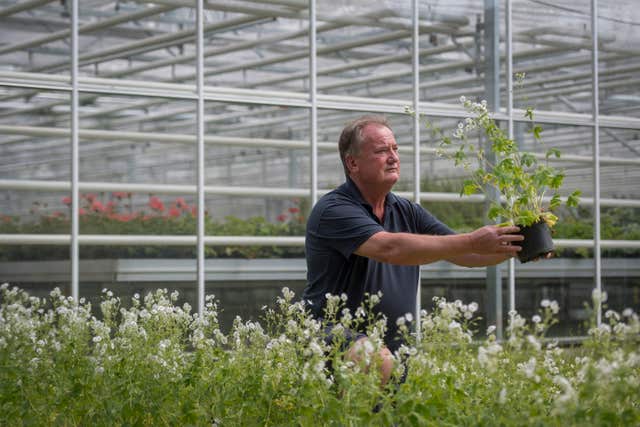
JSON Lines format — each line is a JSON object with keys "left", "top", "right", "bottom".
{"left": 0, "top": 0, "right": 639, "bottom": 425}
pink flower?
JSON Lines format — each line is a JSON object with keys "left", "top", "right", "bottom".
{"left": 174, "top": 197, "right": 187, "bottom": 209}
{"left": 168, "top": 207, "right": 181, "bottom": 218}
{"left": 62, "top": 196, "right": 72, "bottom": 206}
{"left": 106, "top": 201, "right": 117, "bottom": 212}
{"left": 84, "top": 193, "right": 97, "bottom": 203}
{"left": 91, "top": 200, "right": 106, "bottom": 213}
{"left": 112, "top": 191, "right": 129, "bottom": 199}
{"left": 148, "top": 196, "right": 165, "bottom": 212}
{"left": 78, "top": 208, "right": 87, "bottom": 216}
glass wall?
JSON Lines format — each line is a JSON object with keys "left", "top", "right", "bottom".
{"left": 0, "top": 0, "right": 639, "bottom": 335}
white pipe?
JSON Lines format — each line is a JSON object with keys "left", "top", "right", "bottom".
{"left": 309, "top": 0, "right": 318, "bottom": 205}
{"left": 0, "top": 0, "right": 56, "bottom": 18}
{"left": 196, "top": 0, "right": 206, "bottom": 315}
{"left": 1, "top": 234, "right": 638, "bottom": 249}
{"left": 2, "top": 124, "right": 639, "bottom": 166}
{"left": 0, "top": 4, "right": 176, "bottom": 56}
{"left": 506, "top": 0, "right": 516, "bottom": 314}
{"left": 0, "top": 234, "right": 305, "bottom": 246}
{"left": 592, "top": 0, "right": 603, "bottom": 326}
{"left": 412, "top": 0, "right": 422, "bottom": 340}
{"left": 70, "top": 0, "right": 80, "bottom": 300}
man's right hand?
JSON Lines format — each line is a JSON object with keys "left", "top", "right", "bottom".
{"left": 467, "top": 225, "right": 524, "bottom": 255}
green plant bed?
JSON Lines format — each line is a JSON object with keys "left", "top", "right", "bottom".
{"left": 1, "top": 283, "right": 638, "bottom": 426}
{"left": 0, "top": 193, "right": 306, "bottom": 261}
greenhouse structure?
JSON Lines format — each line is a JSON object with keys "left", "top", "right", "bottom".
{"left": 1, "top": 0, "right": 639, "bottom": 339}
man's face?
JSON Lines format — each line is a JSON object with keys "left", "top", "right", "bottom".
{"left": 348, "top": 124, "right": 400, "bottom": 188}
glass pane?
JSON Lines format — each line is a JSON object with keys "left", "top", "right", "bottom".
{"left": 598, "top": 1, "right": 640, "bottom": 119}
{"left": 0, "top": 1, "right": 71, "bottom": 77}
{"left": 510, "top": 0, "right": 593, "bottom": 115}
{"left": 599, "top": 126, "right": 640, "bottom": 320}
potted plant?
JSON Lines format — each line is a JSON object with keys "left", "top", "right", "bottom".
{"left": 416, "top": 97, "right": 581, "bottom": 263}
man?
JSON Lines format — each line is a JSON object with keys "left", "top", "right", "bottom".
{"left": 303, "top": 115, "right": 522, "bottom": 383}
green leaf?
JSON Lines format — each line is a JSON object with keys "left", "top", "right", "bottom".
{"left": 549, "top": 194, "right": 562, "bottom": 210}
{"left": 567, "top": 190, "right": 581, "bottom": 207}
{"left": 550, "top": 173, "right": 565, "bottom": 189}
{"left": 487, "top": 205, "right": 503, "bottom": 221}
{"left": 461, "top": 180, "right": 479, "bottom": 196}
{"left": 524, "top": 107, "right": 534, "bottom": 120}
{"left": 546, "top": 148, "right": 561, "bottom": 159}
{"left": 520, "top": 152, "right": 537, "bottom": 168}
{"left": 531, "top": 125, "right": 543, "bottom": 140}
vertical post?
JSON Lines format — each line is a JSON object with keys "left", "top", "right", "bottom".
{"left": 309, "top": 0, "right": 318, "bottom": 206}
{"left": 591, "top": 0, "right": 602, "bottom": 326}
{"left": 196, "top": 0, "right": 206, "bottom": 315}
{"left": 411, "top": 0, "right": 421, "bottom": 339}
{"left": 483, "top": 0, "right": 503, "bottom": 338}
{"left": 70, "top": 0, "right": 79, "bottom": 300}
{"left": 505, "top": 0, "right": 516, "bottom": 314}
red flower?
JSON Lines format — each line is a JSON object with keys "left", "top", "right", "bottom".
{"left": 106, "top": 201, "right": 117, "bottom": 212}
{"left": 112, "top": 191, "right": 129, "bottom": 199}
{"left": 62, "top": 196, "right": 72, "bottom": 206}
{"left": 168, "top": 207, "right": 181, "bottom": 218}
{"left": 78, "top": 208, "right": 87, "bottom": 216}
{"left": 277, "top": 214, "right": 288, "bottom": 222}
{"left": 148, "top": 196, "right": 165, "bottom": 212}
{"left": 288, "top": 207, "right": 300, "bottom": 214}
{"left": 174, "top": 197, "right": 187, "bottom": 209}
{"left": 91, "top": 200, "right": 106, "bottom": 213}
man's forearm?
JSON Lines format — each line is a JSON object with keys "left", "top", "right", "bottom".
{"left": 354, "top": 226, "right": 522, "bottom": 266}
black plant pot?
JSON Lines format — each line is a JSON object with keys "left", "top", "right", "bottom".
{"left": 514, "top": 220, "right": 554, "bottom": 263}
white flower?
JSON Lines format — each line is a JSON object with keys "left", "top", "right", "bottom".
{"left": 622, "top": 308, "right": 634, "bottom": 317}
{"left": 486, "top": 325, "right": 496, "bottom": 335}
{"left": 541, "top": 299, "right": 550, "bottom": 308}
{"left": 518, "top": 357, "right": 537, "bottom": 379}
{"left": 468, "top": 302, "right": 478, "bottom": 313}
{"left": 498, "top": 388, "right": 507, "bottom": 405}
{"left": 605, "top": 310, "right": 620, "bottom": 321}
{"left": 526, "top": 335, "right": 541, "bottom": 352}
{"left": 591, "top": 288, "right": 608, "bottom": 303}
{"left": 532, "top": 315, "right": 542, "bottom": 324}
{"left": 405, "top": 313, "right": 413, "bottom": 322}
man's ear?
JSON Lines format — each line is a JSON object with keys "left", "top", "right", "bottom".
{"left": 345, "top": 154, "right": 358, "bottom": 173}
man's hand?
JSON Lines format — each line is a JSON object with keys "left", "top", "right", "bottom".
{"left": 467, "top": 225, "right": 524, "bottom": 255}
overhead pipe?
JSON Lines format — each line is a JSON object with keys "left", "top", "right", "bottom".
{"left": 0, "top": 0, "right": 57, "bottom": 18}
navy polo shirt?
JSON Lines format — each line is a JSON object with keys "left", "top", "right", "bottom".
{"left": 303, "top": 177, "right": 454, "bottom": 351}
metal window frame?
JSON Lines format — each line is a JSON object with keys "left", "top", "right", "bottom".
{"left": 0, "top": 0, "right": 637, "bottom": 324}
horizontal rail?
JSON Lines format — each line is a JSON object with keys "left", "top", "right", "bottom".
{"left": 0, "top": 234, "right": 305, "bottom": 246}
{"left": 2, "top": 124, "right": 640, "bottom": 167}
{"left": 0, "top": 234, "right": 639, "bottom": 249}
{"left": 1, "top": 179, "right": 640, "bottom": 207}
{"left": 2, "top": 71, "right": 640, "bottom": 130}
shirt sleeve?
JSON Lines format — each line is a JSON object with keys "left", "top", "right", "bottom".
{"left": 309, "top": 197, "right": 384, "bottom": 259}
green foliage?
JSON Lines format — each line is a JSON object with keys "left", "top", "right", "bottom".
{"left": 0, "top": 193, "right": 306, "bottom": 261}
{"left": 418, "top": 96, "right": 581, "bottom": 228}
{"left": 1, "top": 284, "right": 638, "bottom": 426}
